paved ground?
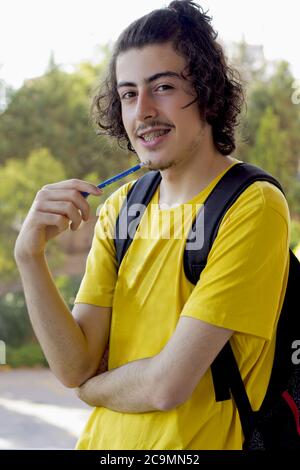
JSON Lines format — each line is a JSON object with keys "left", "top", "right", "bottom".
{"left": 0, "top": 368, "right": 91, "bottom": 449}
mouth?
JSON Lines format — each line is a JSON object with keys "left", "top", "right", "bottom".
{"left": 138, "top": 129, "right": 172, "bottom": 149}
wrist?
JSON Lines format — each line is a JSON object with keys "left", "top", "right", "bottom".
{"left": 14, "top": 248, "right": 45, "bottom": 267}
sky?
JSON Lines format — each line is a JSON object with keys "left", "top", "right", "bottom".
{"left": 1, "top": 0, "right": 300, "bottom": 90}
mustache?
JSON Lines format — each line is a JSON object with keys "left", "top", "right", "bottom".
{"left": 136, "top": 121, "right": 175, "bottom": 134}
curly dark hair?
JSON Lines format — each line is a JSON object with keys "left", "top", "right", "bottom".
{"left": 91, "top": 0, "right": 244, "bottom": 156}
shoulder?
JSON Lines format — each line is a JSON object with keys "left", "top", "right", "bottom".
{"left": 220, "top": 179, "right": 290, "bottom": 233}
{"left": 242, "top": 180, "right": 289, "bottom": 217}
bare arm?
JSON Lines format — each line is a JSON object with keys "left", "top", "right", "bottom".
{"left": 76, "top": 356, "right": 159, "bottom": 413}
{"left": 76, "top": 316, "right": 233, "bottom": 412}
{"left": 14, "top": 179, "right": 109, "bottom": 388}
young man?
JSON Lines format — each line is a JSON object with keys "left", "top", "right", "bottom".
{"left": 14, "top": 1, "right": 290, "bottom": 449}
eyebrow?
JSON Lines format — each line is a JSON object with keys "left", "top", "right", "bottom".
{"left": 117, "top": 71, "right": 182, "bottom": 89}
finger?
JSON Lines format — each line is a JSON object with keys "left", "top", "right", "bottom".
{"left": 42, "top": 179, "right": 103, "bottom": 196}
{"left": 38, "top": 188, "right": 91, "bottom": 221}
{"left": 36, "top": 212, "right": 70, "bottom": 233}
{"left": 34, "top": 200, "right": 82, "bottom": 231}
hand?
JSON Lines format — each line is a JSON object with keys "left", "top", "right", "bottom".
{"left": 14, "top": 179, "right": 103, "bottom": 262}
{"left": 74, "top": 380, "right": 92, "bottom": 406}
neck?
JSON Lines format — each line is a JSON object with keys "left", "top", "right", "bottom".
{"left": 158, "top": 138, "right": 236, "bottom": 208}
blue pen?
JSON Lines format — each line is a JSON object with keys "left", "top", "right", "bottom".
{"left": 81, "top": 160, "right": 151, "bottom": 198}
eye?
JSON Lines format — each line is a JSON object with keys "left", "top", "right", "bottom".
{"left": 156, "top": 84, "right": 173, "bottom": 92}
{"left": 121, "top": 91, "right": 136, "bottom": 100}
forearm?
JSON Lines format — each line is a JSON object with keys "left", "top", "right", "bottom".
{"left": 15, "top": 253, "right": 91, "bottom": 387}
{"left": 76, "top": 357, "right": 163, "bottom": 413}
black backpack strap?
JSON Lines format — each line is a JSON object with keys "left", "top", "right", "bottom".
{"left": 114, "top": 170, "right": 161, "bottom": 268}
{"left": 188, "top": 162, "right": 284, "bottom": 441}
{"left": 184, "top": 162, "right": 284, "bottom": 284}
{"left": 214, "top": 343, "right": 256, "bottom": 441}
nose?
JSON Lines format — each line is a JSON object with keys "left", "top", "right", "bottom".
{"left": 135, "top": 88, "right": 158, "bottom": 122}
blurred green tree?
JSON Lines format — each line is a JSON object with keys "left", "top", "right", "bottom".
{"left": 0, "top": 49, "right": 132, "bottom": 179}
{"left": 249, "top": 107, "right": 291, "bottom": 189}
{"left": 0, "top": 148, "right": 66, "bottom": 281}
{"left": 235, "top": 58, "right": 300, "bottom": 216}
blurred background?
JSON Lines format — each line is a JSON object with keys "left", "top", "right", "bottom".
{"left": 1, "top": 0, "right": 300, "bottom": 449}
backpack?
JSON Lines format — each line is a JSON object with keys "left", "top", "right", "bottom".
{"left": 113, "top": 161, "right": 300, "bottom": 450}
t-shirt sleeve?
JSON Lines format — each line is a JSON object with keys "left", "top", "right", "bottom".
{"left": 180, "top": 182, "right": 290, "bottom": 340}
{"left": 74, "top": 180, "right": 136, "bottom": 307}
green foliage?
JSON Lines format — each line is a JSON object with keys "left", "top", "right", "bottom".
{"left": 237, "top": 59, "right": 300, "bottom": 218}
{"left": 0, "top": 274, "right": 82, "bottom": 367}
{"left": 249, "top": 107, "right": 291, "bottom": 189}
{"left": 290, "top": 220, "right": 300, "bottom": 250}
{"left": 54, "top": 274, "right": 82, "bottom": 308}
{"left": 0, "top": 51, "right": 135, "bottom": 283}
{"left": 0, "top": 148, "right": 66, "bottom": 281}
{"left": 0, "top": 56, "right": 129, "bottom": 179}
{"left": 0, "top": 291, "right": 32, "bottom": 347}
{"left": 288, "top": 181, "right": 300, "bottom": 216}
{"left": 240, "top": 61, "right": 300, "bottom": 159}
{"left": 0, "top": 147, "right": 66, "bottom": 219}
{"left": 6, "top": 343, "right": 48, "bottom": 368}
{"left": 0, "top": 275, "right": 82, "bottom": 348}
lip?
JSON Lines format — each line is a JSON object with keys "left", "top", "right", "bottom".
{"left": 138, "top": 129, "right": 172, "bottom": 149}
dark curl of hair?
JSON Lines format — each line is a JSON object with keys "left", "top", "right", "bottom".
{"left": 91, "top": 0, "right": 244, "bottom": 156}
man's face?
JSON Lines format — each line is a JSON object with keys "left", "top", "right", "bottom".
{"left": 116, "top": 42, "right": 206, "bottom": 171}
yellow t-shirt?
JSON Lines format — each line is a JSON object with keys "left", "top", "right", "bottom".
{"left": 74, "top": 161, "right": 290, "bottom": 450}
